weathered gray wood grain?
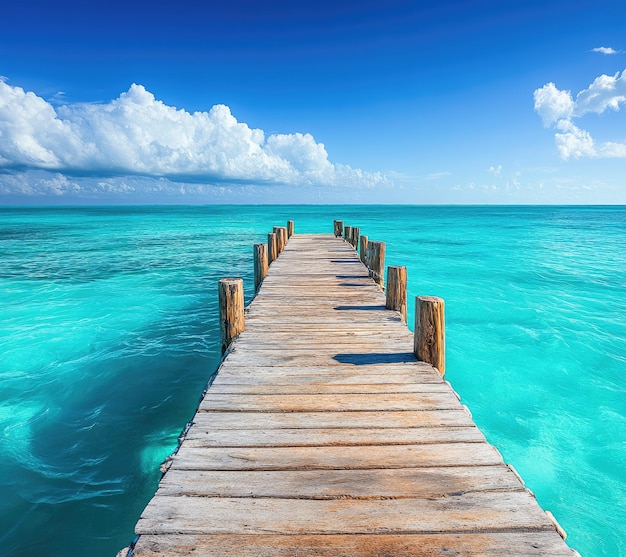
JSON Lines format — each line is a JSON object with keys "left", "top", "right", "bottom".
{"left": 135, "top": 491, "right": 555, "bottom": 535}
{"left": 155, "top": 465, "right": 523, "bottom": 498}
{"left": 132, "top": 532, "right": 575, "bottom": 557}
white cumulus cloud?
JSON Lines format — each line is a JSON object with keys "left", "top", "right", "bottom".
{"left": 574, "top": 71, "right": 626, "bottom": 116}
{"left": 533, "top": 83, "right": 574, "bottom": 126}
{"left": 533, "top": 70, "right": 626, "bottom": 159}
{"left": 591, "top": 47, "right": 619, "bottom": 55}
{"left": 0, "top": 79, "right": 388, "bottom": 190}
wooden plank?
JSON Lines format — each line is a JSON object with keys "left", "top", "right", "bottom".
{"left": 135, "top": 491, "right": 555, "bottom": 535}
{"left": 211, "top": 371, "right": 445, "bottom": 385}
{"left": 222, "top": 351, "right": 423, "bottom": 367}
{"left": 191, "top": 409, "right": 475, "bottom": 430}
{"left": 207, "top": 383, "right": 452, "bottom": 394}
{"left": 170, "top": 443, "right": 504, "bottom": 470}
{"left": 155, "top": 465, "right": 524, "bottom": 498}
{"left": 132, "top": 532, "right": 575, "bottom": 557}
{"left": 182, "top": 426, "right": 486, "bottom": 447}
{"left": 198, "top": 392, "right": 463, "bottom": 412}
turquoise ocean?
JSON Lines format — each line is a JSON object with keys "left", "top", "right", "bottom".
{"left": 0, "top": 205, "right": 624, "bottom": 557}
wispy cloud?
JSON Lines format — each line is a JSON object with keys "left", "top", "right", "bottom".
{"left": 0, "top": 79, "right": 388, "bottom": 192}
{"left": 591, "top": 46, "right": 620, "bottom": 55}
{"left": 487, "top": 165, "right": 502, "bottom": 176}
{"left": 423, "top": 171, "right": 452, "bottom": 180}
{"left": 533, "top": 70, "right": 626, "bottom": 159}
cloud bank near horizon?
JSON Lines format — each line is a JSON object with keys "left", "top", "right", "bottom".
{"left": 534, "top": 70, "right": 626, "bottom": 159}
{"left": 0, "top": 79, "right": 388, "bottom": 196}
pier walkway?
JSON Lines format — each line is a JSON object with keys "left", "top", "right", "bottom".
{"left": 130, "top": 234, "right": 575, "bottom": 556}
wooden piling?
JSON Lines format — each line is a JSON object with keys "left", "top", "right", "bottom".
{"left": 367, "top": 241, "right": 386, "bottom": 288}
{"left": 253, "top": 244, "right": 268, "bottom": 292}
{"left": 273, "top": 227, "right": 285, "bottom": 254}
{"left": 351, "top": 227, "right": 360, "bottom": 249}
{"left": 287, "top": 220, "right": 294, "bottom": 238}
{"left": 280, "top": 227, "right": 288, "bottom": 250}
{"left": 268, "top": 232, "right": 278, "bottom": 264}
{"left": 334, "top": 220, "right": 343, "bottom": 237}
{"left": 414, "top": 296, "right": 445, "bottom": 376}
{"left": 386, "top": 266, "right": 408, "bottom": 322}
{"left": 218, "top": 278, "right": 245, "bottom": 354}
{"left": 344, "top": 226, "right": 353, "bottom": 244}
{"left": 359, "top": 235, "right": 368, "bottom": 265}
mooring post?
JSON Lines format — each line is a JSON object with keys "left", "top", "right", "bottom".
{"left": 351, "top": 227, "right": 360, "bottom": 249}
{"left": 253, "top": 243, "right": 268, "bottom": 292}
{"left": 414, "top": 296, "right": 445, "bottom": 376}
{"left": 344, "top": 226, "right": 353, "bottom": 244}
{"left": 359, "top": 235, "right": 368, "bottom": 265}
{"left": 268, "top": 232, "right": 278, "bottom": 264}
{"left": 334, "top": 220, "right": 344, "bottom": 237}
{"left": 279, "top": 227, "right": 288, "bottom": 250}
{"left": 287, "top": 220, "right": 295, "bottom": 238}
{"left": 367, "top": 241, "right": 386, "bottom": 287}
{"left": 218, "top": 278, "right": 245, "bottom": 354}
{"left": 386, "top": 266, "right": 407, "bottom": 322}
{"left": 273, "top": 227, "right": 284, "bottom": 254}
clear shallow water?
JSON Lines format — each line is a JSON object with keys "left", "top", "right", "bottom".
{"left": 0, "top": 205, "right": 624, "bottom": 557}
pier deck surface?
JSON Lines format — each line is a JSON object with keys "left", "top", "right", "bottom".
{"left": 131, "top": 234, "right": 574, "bottom": 557}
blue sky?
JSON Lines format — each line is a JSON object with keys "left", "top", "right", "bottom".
{"left": 1, "top": 0, "right": 626, "bottom": 204}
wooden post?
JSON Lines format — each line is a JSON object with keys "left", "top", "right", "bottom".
{"left": 287, "top": 220, "right": 294, "bottom": 238}
{"left": 218, "top": 278, "right": 245, "bottom": 354}
{"left": 414, "top": 296, "right": 445, "bottom": 376}
{"left": 386, "top": 266, "right": 407, "bottom": 322}
{"left": 367, "top": 241, "right": 385, "bottom": 287}
{"left": 253, "top": 243, "right": 268, "bottom": 292}
{"left": 273, "top": 227, "right": 283, "bottom": 254}
{"left": 351, "top": 227, "right": 360, "bottom": 249}
{"left": 268, "top": 232, "right": 278, "bottom": 264}
{"left": 280, "top": 227, "right": 288, "bottom": 251}
{"left": 344, "top": 226, "right": 353, "bottom": 243}
{"left": 359, "top": 235, "right": 368, "bottom": 265}
{"left": 334, "top": 220, "right": 343, "bottom": 237}
{"left": 274, "top": 226, "right": 287, "bottom": 253}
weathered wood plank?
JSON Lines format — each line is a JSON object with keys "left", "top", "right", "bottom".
{"left": 198, "top": 392, "right": 464, "bottom": 412}
{"left": 214, "top": 362, "right": 440, "bottom": 374}
{"left": 182, "top": 426, "right": 486, "bottom": 447}
{"left": 132, "top": 532, "right": 575, "bottom": 557}
{"left": 135, "top": 491, "right": 555, "bottom": 535}
{"left": 155, "top": 465, "right": 524, "bottom": 498}
{"left": 191, "top": 409, "right": 475, "bottom": 430}
{"left": 211, "top": 371, "right": 445, "bottom": 385}
{"left": 221, "top": 351, "right": 423, "bottom": 367}
{"left": 207, "top": 382, "right": 452, "bottom": 394}
{"left": 170, "top": 443, "right": 504, "bottom": 470}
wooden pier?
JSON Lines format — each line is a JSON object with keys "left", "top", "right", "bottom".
{"left": 127, "top": 230, "right": 576, "bottom": 557}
